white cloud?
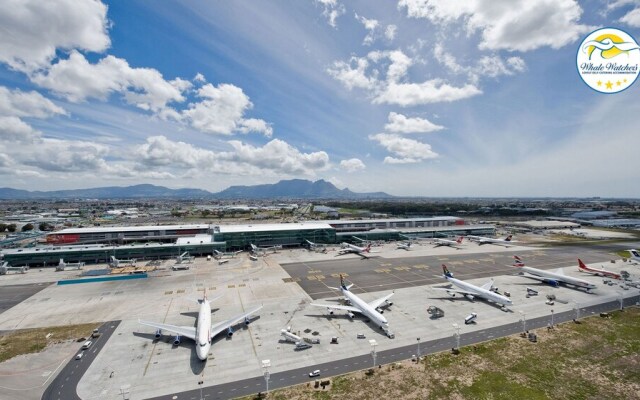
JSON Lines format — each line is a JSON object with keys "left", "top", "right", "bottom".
{"left": 0, "top": 116, "right": 41, "bottom": 142}
{"left": 340, "top": 158, "right": 366, "bottom": 172}
{"left": 227, "top": 139, "right": 330, "bottom": 175}
{"left": 369, "top": 133, "right": 438, "bottom": 163}
{"left": 0, "top": 86, "right": 66, "bottom": 118}
{"left": 327, "top": 57, "right": 378, "bottom": 90}
{"left": 316, "top": 0, "right": 345, "bottom": 28}
{"left": 193, "top": 73, "right": 207, "bottom": 83}
{"left": 385, "top": 25, "right": 398, "bottom": 41}
{"left": 0, "top": 0, "right": 110, "bottom": 72}
{"left": 181, "top": 83, "right": 272, "bottom": 136}
{"left": 21, "top": 138, "right": 110, "bottom": 172}
{"left": 620, "top": 7, "right": 640, "bottom": 26}
{"left": 385, "top": 112, "right": 443, "bottom": 133}
{"left": 374, "top": 80, "right": 482, "bottom": 106}
{"left": 31, "top": 51, "right": 189, "bottom": 112}
{"left": 434, "top": 43, "right": 526, "bottom": 82}
{"left": 399, "top": 0, "right": 591, "bottom": 52}
{"left": 355, "top": 13, "right": 379, "bottom": 46}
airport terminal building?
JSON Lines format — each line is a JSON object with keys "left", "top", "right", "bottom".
{"left": 1, "top": 217, "right": 494, "bottom": 266}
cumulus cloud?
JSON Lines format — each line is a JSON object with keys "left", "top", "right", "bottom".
{"left": 340, "top": 158, "right": 366, "bottom": 172}
{"left": 620, "top": 7, "right": 640, "bottom": 26}
{"left": 328, "top": 49, "right": 481, "bottom": 106}
{"left": 399, "top": 0, "right": 591, "bottom": 52}
{"left": 0, "top": 86, "right": 66, "bottom": 118}
{"left": 369, "top": 133, "right": 438, "bottom": 163}
{"left": 385, "top": 112, "right": 443, "bottom": 133}
{"left": 434, "top": 43, "right": 526, "bottom": 82}
{"left": 31, "top": 51, "right": 189, "bottom": 112}
{"left": 385, "top": 25, "right": 398, "bottom": 41}
{"left": 355, "top": 13, "right": 379, "bottom": 46}
{"left": 0, "top": 0, "right": 110, "bottom": 72}
{"left": 316, "top": 0, "right": 345, "bottom": 28}
{"left": 180, "top": 83, "right": 272, "bottom": 137}
{"left": 227, "top": 139, "right": 330, "bottom": 175}
{"left": 0, "top": 116, "right": 41, "bottom": 142}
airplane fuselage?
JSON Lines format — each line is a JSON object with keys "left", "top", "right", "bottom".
{"left": 445, "top": 276, "right": 512, "bottom": 306}
{"left": 520, "top": 266, "right": 596, "bottom": 290}
{"left": 341, "top": 287, "right": 388, "bottom": 329}
{"left": 196, "top": 300, "right": 212, "bottom": 360}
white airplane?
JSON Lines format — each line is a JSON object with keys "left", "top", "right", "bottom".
{"left": 213, "top": 249, "right": 242, "bottom": 259}
{"left": 435, "top": 265, "right": 512, "bottom": 310}
{"left": 336, "top": 243, "right": 373, "bottom": 259}
{"left": 176, "top": 252, "right": 195, "bottom": 264}
{"left": 627, "top": 249, "right": 640, "bottom": 263}
{"left": 432, "top": 236, "right": 464, "bottom": 248}
{"left": 311, "top": 275, "right": 395, "bottom": 338}
{"left": 109, "top": 256, "right": 136, "bottom": 268}
{"left": 513, "top": 256, "right": 597, "bottom": 292}
{"left": 138, "top": 290, "right": 262, "bottom": 361}
{"left": 396, "top": 241, "right": 412, "bottom": 250}
{"left": 467, "top": 235, "right": 516, "bottom": 246}
{"left": 578, "top": 259, "right": 621, "bottom": 280}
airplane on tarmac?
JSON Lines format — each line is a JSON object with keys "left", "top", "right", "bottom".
{"left": 336, "top": 243, "right": 373, "bottom": 259}
{"left": 310, "top": 275, "right": 395, "bottom": 338}
{"left": 213, "top": 249, "right": 242, "bottom": 259}
{"left": 577, "top": 259, "right": 621, "bottom": 280}
{"left": 467, "top": 235, "right": 516, "bottom": 246}
{"left": 432, "top": 236, "right": 464, "bottom": 248}
{"left": 138, "top": 290, "right": 262, "bottom": 361}
{"left": 627, "top": 249, "right": 640, "bottom": 263}
{"left": 396, "top": 241, "right": 412, "bottom": 250}
{"left": 434, "top": 265, "right": 512, "bottom": 310}
{"left": 513, "top": 256, "right": 597, "bottom": 292}
{"left": 109, "top": 256, "right": 136, "bottom": 268}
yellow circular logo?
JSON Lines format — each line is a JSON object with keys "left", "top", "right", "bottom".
{"left": 577, "top": 28, "right": 640, "bottom": 93}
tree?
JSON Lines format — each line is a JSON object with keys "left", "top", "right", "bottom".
{"left": 0, "top": 223, "right": 7, "bottom": 232}
{"left": 7, "top": 224, "right": 17, "bottom": 232}
{"left": 39, "top": 222, "right": 54, "bottom": 231}
{"left": 21, "top": 223, "right": 34, "bottom": 232}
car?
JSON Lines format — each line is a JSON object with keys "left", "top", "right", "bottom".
{"left": 81, "top": 340, "right": 92, "bottom": 349}
{"left": 309, "top": 369, "right": 320, "bottom": 377}
{"left": 357, "top": 333, "right": 366, "bottom": 339}
{"left": 75, "top": 351, "right": 84, "bottom": 360}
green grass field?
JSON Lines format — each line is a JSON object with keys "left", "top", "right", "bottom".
{"left": 242, "top": 307, "right": 640, "bottom": 400}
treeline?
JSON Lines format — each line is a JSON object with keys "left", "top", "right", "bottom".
{"left": 324, "top": 201, "right": 552, "bottom": 217}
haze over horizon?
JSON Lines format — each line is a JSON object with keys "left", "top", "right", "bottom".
{"left": 1, "top": 1, "right": 639, "bottom": 197}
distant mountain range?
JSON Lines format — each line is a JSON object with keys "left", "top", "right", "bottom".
{"left": 0, "top": 180, "right": 392, "bottom": 200}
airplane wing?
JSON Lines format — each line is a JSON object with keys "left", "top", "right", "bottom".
{"left": 310, "top": 303, "right": 361, "bottom": 313}
{"left": 138, "top": 320, "right": 197, "bottom": 340}
{"left": 210, "top": 305, "right": 263, "bottom": 340}
{"left": 480, "top": 279, "right": 494, "bottom": 291}
{"left": 432, "top": 287, "right": 476, "bottom": 297}
{"left": 368, "top": 292, "right": 394, "bottom": 309}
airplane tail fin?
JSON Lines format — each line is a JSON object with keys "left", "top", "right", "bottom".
{"left": 513, "top": 255, "right": 525, "bottom": 267}
{"left": 578, "top": 259, "right": 588, "bottom": 271}
{"left": 365, "top": 244, "right": 371, "bottom": 252}
{"left": 442, "top": 264, "right": 453, "bottom": 278}
{"left": 340, "top": 274, "right": 349, "bottom": 290}
{"left": 457, "top": 236, "right": 463, "bottom": 244}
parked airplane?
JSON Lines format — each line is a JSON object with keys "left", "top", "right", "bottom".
{"left": 435, "top": 265, "right": 512, "bottom": 310}
{"left": 578, "top": 259, "right": 621, "bottom": 280}
{"left": 336, "top": 243, "right": 372, "bottom": 259}
{"left": 310, "top": 275, "right": 395, "bottom": 338}
{"left": 139, "top": 290, "right": 262, "bottom": 361}
{"left": 627, "top": 249, "right": 640, "bottom": 263}
{"left": 109, "top": 256, "right": 136, "bottom": 268}
{"left": 467, "top": 235, "right": 516, "bottom": 246}
{"left": 213, "top": 249, "right": 242, "bottom": 259}
{"left": 396, "top": 241, "right": 412, "bottom": 251}
{"left": 513, "top": 256, "right": 597, "bottom": 292}
{"left": 432, "top": 236, "right": 464, "bottom": 248}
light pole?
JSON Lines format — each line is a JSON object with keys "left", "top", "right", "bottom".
{"left": 550, "top": 309, "right": 554, "bottom": 328}
{"left": 618, "top": 293, "right": 624, "bottom": 311}
{"left": 573, "top": 302, "right": 580, "bottom": 322}
{"left": 452, "top": 323, "right": 460, "bottom": 351}
{"left": 416, "top": 337, "right": 421, "bottom": 361}
{"left": 369, "top": 339, "right": 377, "bottom": 368}
{"left": 519, "top": 310, "right": 527, "bottom": 333}
{"left": 262, "top": 359, "right": 271, "bottom": 397}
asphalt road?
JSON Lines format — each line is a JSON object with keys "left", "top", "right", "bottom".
{"left": 147, "top": 295, "right": 640, "bottom": 400}
{"left": 41, "top": 320, "right": 121, "bottom": 400}
{"left": 281, "top": 244, "right": 640, "bottom": 300}
{"left": 0, "top": 282, "right": 51, "bottom": 319}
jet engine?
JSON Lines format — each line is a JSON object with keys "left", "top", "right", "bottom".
{"left": 465, "top": 294, "right": 475, "bottom": 301}
{"left": 544, "top": 279, "right": 560, "bottom": 287}
{"left": 386, "top": 300, "right": 394, "bottom": 306}
{"left": 347, "top": 312, "right": 355, "bottom": 319}
{"left": 244, "top": 316, "right": 251, "bottom": 325}
{"left": 327, "top": 308, "right": 334, "bottom": 315}
{"left": 227, "top": 326, "right": 234, "bottom": 337}
{"left": 376, "top": 307, "right": 384, "bottom": 314}
{"left": 173, "top": 335, "right": 181, "bottom": 346}
{"left": 154, "top": 329, "right": 162, "bottom": 339}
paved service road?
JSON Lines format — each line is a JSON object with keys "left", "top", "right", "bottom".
{"left": 0, "top": 282, "right": 52, "bottom": 317}
{"left": 41, "top": 320, "right": 120, "bottom": 400}
{"left": 147, "top": 295, "right": 640, "bottom": 400}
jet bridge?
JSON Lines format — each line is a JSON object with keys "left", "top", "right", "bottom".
{"left": 0, "top": 261, "right": 28, "bottom": 275}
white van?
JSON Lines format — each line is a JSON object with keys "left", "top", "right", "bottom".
{"left": 81, "top": 340, "right": 92, "bottom": 349}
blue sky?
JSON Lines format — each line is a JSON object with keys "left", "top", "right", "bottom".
{"left": 1, "top": 0, "right": 639, "bottom": 197}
